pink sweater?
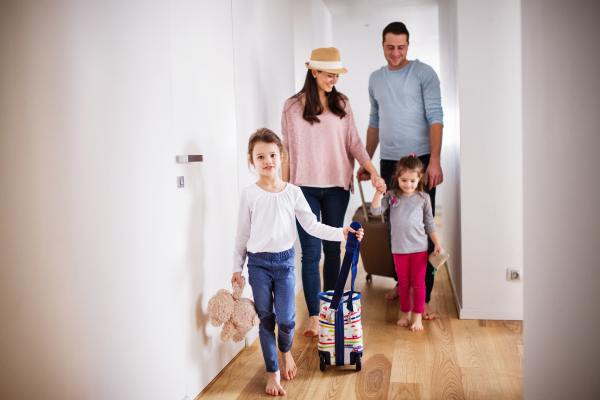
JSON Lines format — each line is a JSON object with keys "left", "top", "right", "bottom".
{"left": 281, "top": 97, "right": 370, "bottom": 192}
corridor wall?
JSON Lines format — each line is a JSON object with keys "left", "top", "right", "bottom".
{"left": 455, "top": 0, "right": 524, "bottom": 320}
{"left": 0, "top": 0, "right": 240, "bottom": 398}
{"left": 522, "top": 0, "right": 600, "bottom": 398}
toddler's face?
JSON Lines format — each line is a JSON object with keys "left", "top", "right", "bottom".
{"left": 398, "top": 170, "right": 420, "bottom": 195}
{"left": 251, "top": 142, "right": 282, "bottom": 178}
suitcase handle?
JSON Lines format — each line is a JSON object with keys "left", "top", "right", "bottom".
{"left": 357, "top": 180, "right": 385, "bottom": 223}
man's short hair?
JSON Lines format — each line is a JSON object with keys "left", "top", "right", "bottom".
{"left": 382, "top": 22, "right": 409, "bottom": 43}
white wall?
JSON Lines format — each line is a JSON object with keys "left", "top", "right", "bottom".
{"left": 0, "top": 0, "right": 241, "bottom": 398}
{"left": 311, "top": 0, "right": 333, "bottom": 49}
{"left": 231, "top": 0, "right": 299, "bottom": 299}
{"left": 522, "top": 0, "right": 600, "bottom": 398}
{"left": 293, "top": 0, "right": 333, "bottom": 92}
{"left": 455, "top": 0, "right": 523, "bottom": 320}
{"left": 437, "top": 0, "right": 462, "bottom": 306}
{"left": 168, "top": 0, "right": 242, "bottom": 392}
{"left": 329, "top": 2, "right": 441, "bottom": 229}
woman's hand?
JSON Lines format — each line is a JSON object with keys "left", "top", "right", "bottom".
{"left": 356, "top": 166, "right": 371, "bottom": 182}
{"left": 343, "top": 226, "right": 364, "bottom": 242}
{"left": 433, "top": 245, "right": 445, "bottom": 255}
{"left": 231, "top": 272, "right": 243, "bottom": 288}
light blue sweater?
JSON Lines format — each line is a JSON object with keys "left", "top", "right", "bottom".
{"left": 368, "top": 60, "right": 443, "bottom": 160}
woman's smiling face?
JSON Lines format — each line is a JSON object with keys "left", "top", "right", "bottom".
{"left": 250, "top": 142, "right": 282, "bottom": 177}
{"left": 312, "top": 70, "right": 339, "bottom": 93}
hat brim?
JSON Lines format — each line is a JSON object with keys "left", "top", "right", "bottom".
{"left": 305, "top": 62, "right": 348, "bottom": 74}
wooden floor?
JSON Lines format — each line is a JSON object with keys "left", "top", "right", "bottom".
{"left": 198, "top": 261, "right": 523, "bottom": 399}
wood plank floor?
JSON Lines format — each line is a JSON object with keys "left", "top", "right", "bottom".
{"left": 198, "top": 261, "right": 523, "bottom": 399}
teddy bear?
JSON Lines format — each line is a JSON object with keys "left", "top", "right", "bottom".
{"left": 207, "top": 276, "right": 260, "bottom": 343}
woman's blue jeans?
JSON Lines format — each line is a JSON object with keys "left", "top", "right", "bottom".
{"left": 297, "top": 186, "right": 350, "bottom": 317}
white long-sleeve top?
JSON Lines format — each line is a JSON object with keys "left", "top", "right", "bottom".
{"left": 233, "top": 183, "right": 345, "bottom": 273}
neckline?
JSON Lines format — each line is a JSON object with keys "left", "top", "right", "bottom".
{"left": 254, "top": 182, "right": 289, "bottom": 195}
{"left": 386, "top": 59, "right": 415, "bottom": 72}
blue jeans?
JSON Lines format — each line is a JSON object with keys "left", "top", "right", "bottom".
{"left": 296, "top": 186, "right": 350, "bottom": 317}
{"left": 247, "top": 248, "right": 296, "bottom": 373}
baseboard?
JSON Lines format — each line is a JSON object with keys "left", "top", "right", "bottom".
{"left": 245, "top": 325, "right": 259, "bottom": 347}
{"left": 459, "top": 308, "right": 523, "bottom": 321}
{"left": 444, "top": 262, "right": 463, "bottom": 317}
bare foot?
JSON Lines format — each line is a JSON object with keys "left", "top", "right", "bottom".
{"left": 397, "top": 311, "right": 411, "bottom": 327}
{"left": 266, "top": 371, "right": 286, "bottom": 396}
{"left": 411, "top": 313, "right": 424, "bottom": 331}
{"left": 423, "top": 303, "right": 436, "bottom": 320}
{"left": 385, "top": 285, "right": 399, "bottom": 300}
{"left": 280, "top": 351, "right": 297, "bottom": 380}
{"left": 302, "top": 315, "right": 319, "bottom": 337}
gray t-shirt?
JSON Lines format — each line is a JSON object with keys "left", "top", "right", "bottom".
{"left": 370, "top": 191, "right": 436, "bottom": 254}
{"left": 368, "top": 60, "right": 443, "bottom": 160}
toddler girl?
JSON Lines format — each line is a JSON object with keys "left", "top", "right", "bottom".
{"left": 232, "top": 128, "right": 363, "bottom": 396}
{"left": 370, "top": 154, "right": 444, "bottom": 331}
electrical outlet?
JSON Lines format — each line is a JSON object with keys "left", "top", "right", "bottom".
{"left": 507, "top": 268, "right": 523, "bottom": 282}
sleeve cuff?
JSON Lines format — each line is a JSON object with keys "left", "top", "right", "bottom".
{"left": 232, "top": 265, "right": 243, "bottom": 273}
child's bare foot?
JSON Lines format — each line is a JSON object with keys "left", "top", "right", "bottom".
{"left": 266, "top": 371, "right": 286, "bottom": 396}
{"left": 302, "top": 315, "right": 319, "bottom": 337}
{"left": 385, "top": 284, "right": 399, "bottom": 300}
{"left": 411, "top": 313, "right": 424, "bottom": 331}
{"left": 423, "top": 303, "right": 436, "bottom": 320}
{"left": 397, "top": 311, "right": 411, "bottom": 327}
{"left": 280, "top": 351, "right": 297, "bottom": 380}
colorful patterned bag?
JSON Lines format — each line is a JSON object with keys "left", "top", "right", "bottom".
{"left": 318, "top": 221, "right": 363, "bottom": 371}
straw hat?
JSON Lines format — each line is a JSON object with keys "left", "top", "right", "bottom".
{"left": 305, "top": 47, "right": 348, "bottom": 74}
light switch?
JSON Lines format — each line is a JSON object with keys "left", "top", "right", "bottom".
{"left": 177, "top": 176, "right": 184, "bottom": 188}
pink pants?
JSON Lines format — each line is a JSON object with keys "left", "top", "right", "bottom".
{"left": 393, "top": 251, "right": 428, "bottom": 314}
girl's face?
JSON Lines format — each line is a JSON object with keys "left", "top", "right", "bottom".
{"left": 398, "top": 170, "right": 420, "bottom": 195}
{"left": 312, "top": 70, "right": 339, "bottom": 93}
{"left": 251, "top": 142, "right": 282, "bottom": 178}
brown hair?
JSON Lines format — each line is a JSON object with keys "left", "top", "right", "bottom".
{"left": 289, "top": 69, "right": 347, "bottom": 125}
{"left": 247, "top": 128, "right": 287, "bottom": 169}
{"left": 390, "top": 154, "right": 425, "bottom": 199}
{"left": 383, "top": 22, "right": 410, "bottom": 43}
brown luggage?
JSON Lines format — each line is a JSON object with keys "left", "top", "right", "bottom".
{"left": 352, "top": 181, "right": 396, "bottom": 282}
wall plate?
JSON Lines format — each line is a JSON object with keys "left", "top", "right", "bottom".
{"left": 177, "top": 176, "right": 184, "bottom": 188}
{"left": 507, "top": 268, "right": 523, "bottom": 282}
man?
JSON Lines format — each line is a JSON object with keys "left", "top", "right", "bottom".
{"left": 357, "top": 22, "right": 443, "bottom": 319}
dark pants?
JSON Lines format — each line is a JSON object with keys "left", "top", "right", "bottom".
{"left": 380, "top": 155, "right": 437, "bottom": 304}
{"left": 297, "top": 186, "right": 351, "bottom": 316}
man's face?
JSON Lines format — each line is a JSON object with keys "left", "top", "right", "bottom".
{"left": 383, "top": 33, "right": 409, "bottom": 70}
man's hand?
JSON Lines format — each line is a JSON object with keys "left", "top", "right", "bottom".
{"left": 356, "top": 166, "right": 371, "bottom": 181}
{"left": 424, "top": 160, "right": 443, "bottom": 190}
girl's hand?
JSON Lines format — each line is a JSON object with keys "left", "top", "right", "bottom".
{"left": 374, "top": 177, "right": 387, "bottom": 194}
{"left": 231, "top": 272, "right": 243, "bottom": 288}
{"left": 433, "top": 245, "right": 445, "bottom": 255}
{"left": 343, "top": 226, "right": 364, "bottom": 242}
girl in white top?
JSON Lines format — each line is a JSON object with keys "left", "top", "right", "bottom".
{"left": 232, "top": 128, "right": 363, "bottom": 396}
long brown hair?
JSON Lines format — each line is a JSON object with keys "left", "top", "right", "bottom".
{"left": 247, "top": 128, "right": 287, "bottom": 169}
{"left": 290, "top": 70, "right": 347, "bottom": 125}
{"left": 390, "top": 154, "right": 425, "bottom": 199}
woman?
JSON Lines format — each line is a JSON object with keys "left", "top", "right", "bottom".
{"left": 281, "top": 47, "right": 381, "bottom": 337}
